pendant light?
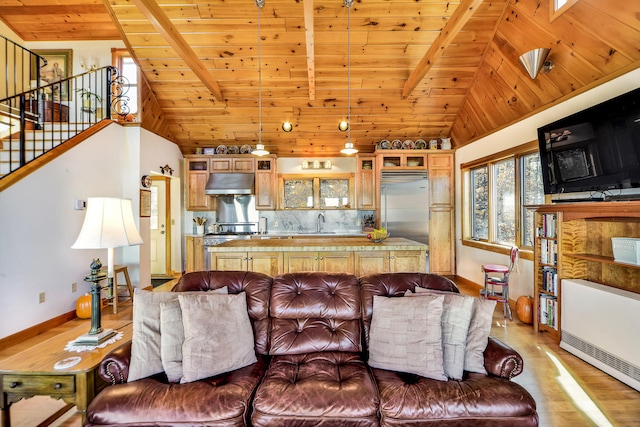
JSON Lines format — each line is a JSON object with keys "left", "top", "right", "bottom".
{"left": 340, "top": 0, "right": 358, "bottom": 155}
{"left": 253, "top": 0, "right": 270, "bottom": 156}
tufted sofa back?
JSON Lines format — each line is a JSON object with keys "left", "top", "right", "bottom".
{"left": 172, "top": 270, "right": 273, "bottom": 355}
{"left": 360, "top": 272, "right": 459, "bottom": 348}
{"left": 269, "top": 272, "right": 362, "bottom": 355}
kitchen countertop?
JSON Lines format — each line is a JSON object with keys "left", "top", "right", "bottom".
{"left": 206, "top": 237, "right": 428, "bottom": 252}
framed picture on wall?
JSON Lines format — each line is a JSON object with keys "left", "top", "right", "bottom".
{"left": 140, "top": 190, "right": 151, "bottom": 217}
{"left": 33, "top": 49, "right": 73, "bottom": 100}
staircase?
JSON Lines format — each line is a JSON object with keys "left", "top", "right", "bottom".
{"left": 0, "top": 38, "right": 131, "bottom": 186}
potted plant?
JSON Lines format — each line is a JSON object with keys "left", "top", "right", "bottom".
{"left": 76, "top": 88, "right": 102, "bottom": 114}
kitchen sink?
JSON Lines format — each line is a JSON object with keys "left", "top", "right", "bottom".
{"left": 296, "top": 231, "right": 336, "bottom": 235}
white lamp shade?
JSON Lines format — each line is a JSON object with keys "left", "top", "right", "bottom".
{"left": 72, "top": 197, "right": 143, "bottom": 249}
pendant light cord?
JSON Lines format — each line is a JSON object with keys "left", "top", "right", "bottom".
{"left": 347, "top": 3, "right": 351, "bottom": 144}
{"left": 258, "top": 4, "right": 263, "bottom": 146}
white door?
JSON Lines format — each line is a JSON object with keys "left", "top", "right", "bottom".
{"left": 150, "top": 177, "right": 170, "bottom": 276}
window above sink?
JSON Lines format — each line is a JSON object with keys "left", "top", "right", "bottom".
{"left": 278, "top": 173, "right": 354, "bottom": 210}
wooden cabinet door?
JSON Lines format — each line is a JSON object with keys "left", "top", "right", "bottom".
{"left": 210, "top": 158, "right": 233, "bottom": 172}
{"left": 284, "top": 251, "right": 317, "bottom": 273}
{"left": 256, "top": 170, "right": 276, "bottom": 210}
{"left": 390, "top": 250, "right": 426, "bottom": 273}
{"left": 232, "top": 158, "right": 255, "bottom": 172}
{"left": 186, "top": 236, "right": 204, "bottom": 273}
{"left": 354, "top": 251, "right": 389, "bottom": 276}
{"left": 429, "top": 208, "right": 454, "bottom": 275}
{"left": 186, "top": 171, "right": 211, "bottom": 211}
{"left": 428, "top": 153, "right": 453, "bottom": 206}
{"left": 317, "top": 251, "right": 354, "bottom": 274}
{"left": 211, "top": 252, "right": 247, "bottom": 271}
{"left": 248, "top": 251, "right": 283, "bottom": 276}
{"left": 356, "top": 156, "right": 376, "bottom": 210}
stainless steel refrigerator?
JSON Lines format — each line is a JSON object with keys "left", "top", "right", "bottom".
{"left": 380, "top": 171, "right": 429, "bottom": 270}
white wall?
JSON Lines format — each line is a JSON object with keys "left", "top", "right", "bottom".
{"left": 0, "top": 124, "right": 183, "bottom": 339}
{"left": 454, "top": 68, "right": 640, "bottom": 299}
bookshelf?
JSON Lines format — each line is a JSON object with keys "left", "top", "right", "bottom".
{"left": 534, "top": 201, "right": 640, "bottom": 342}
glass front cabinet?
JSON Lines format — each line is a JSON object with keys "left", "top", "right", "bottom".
{"left": 278, "top": 174, "right": 355, "bottom": 209}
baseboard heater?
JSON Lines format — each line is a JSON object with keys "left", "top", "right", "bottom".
{"left": 561, "top": 279, "right": 640, "bottom": 392}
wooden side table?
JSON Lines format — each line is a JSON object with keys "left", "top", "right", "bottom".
{"left": 0, "top": 320, "right": 132, "bottom": 427}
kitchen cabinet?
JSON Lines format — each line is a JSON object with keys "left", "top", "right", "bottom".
{"left": 186, "top": 158, "right": 212, "bottom": 211}
{"left": 377, "top": 150, "right": 428, "bottom": 170}
{"left": 210, "top": 156, "right": 255, "bottom": 172}
{"left": 354, "top": 250, "right": 426, "bottom": 276}
{"left": 356, "top": 155, "right": 376, "bottom": 210}
{"left": 209, "top": 251, "right": 283, "bottom": 276}
{"left": 255, "top": 157, "right": 277, "bottom": 210}
{"left": 428, "top": 153, "right": 455, "bottom": 275}
{"left": 278, "top": 174, "right": 354, "bottom": 210}
{"left": 283, "top": 251, "right": 354, "bottom": 273}
{"left": 185, "top": 236, "right": 204, "bottom": 273}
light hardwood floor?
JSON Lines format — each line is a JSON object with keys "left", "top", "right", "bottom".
{"left": 2, "top": 278, "right": 639, "bottom": 427}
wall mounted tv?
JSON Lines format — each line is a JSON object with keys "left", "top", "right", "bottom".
{"left": 537, "top": 87, "right": 640, "bottom": 196}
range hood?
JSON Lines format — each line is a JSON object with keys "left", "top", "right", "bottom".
{"left": 205, "top": 173, "right": 255, "bottom": 195}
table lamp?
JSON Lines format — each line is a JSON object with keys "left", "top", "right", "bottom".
{"left": 71, "top": 197, "right": 143, "bottom": 344}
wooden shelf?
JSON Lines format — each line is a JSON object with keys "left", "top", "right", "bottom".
{"left": 564, "top": 252, "right": 640, "bottom": 269}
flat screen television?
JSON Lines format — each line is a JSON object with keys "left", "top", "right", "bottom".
{"left": 537, "top": 87, "right": 640, "bottom": 196}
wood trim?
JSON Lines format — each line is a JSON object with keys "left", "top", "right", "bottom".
{"left": 131, "top": 0, "right": 224, "bottom": 101}
{"left": 402, "top": 0, "right": 484, "bottom": 99}
{"left": 303, "top": 0, "right": 316, "bottom": 101}
{"left": 0, "top": 120, "right": 115, "bottom": 192}
{"left": 0, "top": 310, "right": 76, "bottom": 350}
{"left": 460, "top": 140, "right": 539, "bottom": 170}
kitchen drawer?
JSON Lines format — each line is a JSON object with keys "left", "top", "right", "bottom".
{"left": 3, "top": 374, "right": 75, "bottom": 394}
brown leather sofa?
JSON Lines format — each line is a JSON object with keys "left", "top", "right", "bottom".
{"left": 85, "top": 271, "right": 538, "bottom": 427}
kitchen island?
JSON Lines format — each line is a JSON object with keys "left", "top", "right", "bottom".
{"left": 205, "top": 236, "right": 428, "bottom": 276}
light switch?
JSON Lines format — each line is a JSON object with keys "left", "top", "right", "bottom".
{"left": 74, "top": 200, "right": 86, "bottom": 210}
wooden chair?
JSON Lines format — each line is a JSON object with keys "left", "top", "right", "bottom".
{"left": 481, "top": 246, "right": 519, "bottom": 320}
{"left": 103, "top": 265, "right": 135, "bottom": 314}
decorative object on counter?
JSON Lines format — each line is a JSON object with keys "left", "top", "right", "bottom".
{"left": 429, "top": 139, "right": 438, "bottom": 149}
{"left": 367, "top": 227, "right": 389, "bottom": 242}
{"left": 194, "top": 147, "right": 203, "bottom": 154}
{"left": 391, "top": 139, "right": 402, "bottom": 149}
{"left": 216, "top": 145, "right": 228, "bottom": 154}
{"left": 71, "top": 198, "right": 143, "bottom": 344}
{"left": 194, "top": 217, "right": 207, "bottom": 234}
{"left": 339, "top": 0, "right": 358, "bottom": 156}
{"left": 415, "top": 139, "right": 426, "bottom": 149}
{"left": 241, "top": 144, "right": 253, "bottom": 154}
{"left": 160, "top": 164, "right": 173, "bottom": 175}
{"left": 440, "top": 137, "right": 452, "bottom": 150}
{"left": 229, "top": 145, "right": 240, "bottom": 154}
{"left": 362, "top": 214, "right": 375, "bottom": 231}
{"left": 301, "top": 160, "right": 332, "bottom": 170}
{"left": 203, "top": 147, "right": 215, "bottom": 155}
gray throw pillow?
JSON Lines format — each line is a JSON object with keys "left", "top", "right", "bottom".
{"left": 412, "top": 287, "right": 496, "bottom": 375}
{"left": 408, "top": 288, "right": 474, "bottom": 380}
{"left": 368, "top": 294, "right": 446, "bottom": 381}
{"left": 159, "top": 286, "right": 229, "bottom": 383}
{"left": 179, "top": 292, "right": 257, "bottom": 383}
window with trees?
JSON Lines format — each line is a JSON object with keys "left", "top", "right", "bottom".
{"left": 462, "top": 141, "right": 544, "bottom": 256}
{"left": 111, "top": 49, "right": 139, "bottom": 117}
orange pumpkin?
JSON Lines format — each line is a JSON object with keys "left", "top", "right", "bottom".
{"left": 76, "top": 294, "right": 100, "bottom": 319}
{"left": 516, "top": 295, "right": 534, "bottom": 325}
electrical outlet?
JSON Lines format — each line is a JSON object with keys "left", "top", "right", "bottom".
{"left": 356, "top": 218, "right": 362, "bottom": 226}
{"left": 72, "top": 282, "right": 77, "bottom": 293}
{"left": 39, "top": 292, "right": 45, "bottom": 303}
{"left": 273, "top": 221, "right": 279, "bottom": 227}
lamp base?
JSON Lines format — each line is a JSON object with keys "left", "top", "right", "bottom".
{"left": 72, "top": 328, "right": 116, "bottom": 345}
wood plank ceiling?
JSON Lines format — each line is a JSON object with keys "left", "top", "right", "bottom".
{"left": 1, "top": 0, "right": 639, "bottom": 156}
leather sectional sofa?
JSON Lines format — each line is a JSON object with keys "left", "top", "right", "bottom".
{"left": 85, "top": 271, "right": 538, "bottom": 426}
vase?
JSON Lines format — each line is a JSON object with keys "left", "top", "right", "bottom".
{"left": 440, "top": 138, "right": 452, "bottom": 150}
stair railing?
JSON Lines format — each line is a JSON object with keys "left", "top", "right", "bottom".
{"left": 1, "top": 35, "right": 47, "bottom": 100}
{"left": 0, "top": 66, "right": 130, "bottom": 179}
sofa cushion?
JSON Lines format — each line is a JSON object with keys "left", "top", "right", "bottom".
{"left": 372, "top": 369, "right": 538, "bottom": 427}
{"left": 128, "top": 289, "right": 182, "bottom": 382}
{"left": 172, "top": 271, "right": 272, "bottom": 355}
{"left": 407, "top": 288, "right": 475, "bottom": 380}
{"left": 251, "top": 352, "right": 380, "bottom": 427}
{"left": 86, "top": 355, "right": 269, "bottom": 427}
{"left": 179, "top": 292, "right": 257, "bottom": 383}
{"left": 369, "top": 294, "right": 447, "bottom": 381}
{"left": 269, "top": 272, "right": 362, "bottom": 355}
{"left": 360, "top": 273, "right": 459, "bottom": 348}
{"left": 159, "top": 286, "right": 228, "bottom": 383}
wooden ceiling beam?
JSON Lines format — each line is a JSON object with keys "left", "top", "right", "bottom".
{"left": 303, "top": 0, "right": 316, "bottom": 101}
{"left": 131, "top": 0, "right": 224, "bottom": 102}
{"left": 402, "top": 0, "right": 484, "bottom": 99}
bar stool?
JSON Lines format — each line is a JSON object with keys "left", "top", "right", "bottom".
{"left": 481, "top": 246, "right": 519, "bottom": 320}
{"left": 103, "top": 265, "right": 135, "bottom": 314}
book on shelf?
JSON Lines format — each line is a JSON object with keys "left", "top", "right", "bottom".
{"left": 542, "top": 266, "right": 558, "bottom": 294}
{"left": 539, "top": 213, "right": 557, "bottom": 238}
{"left": 538, "top": 294, "right": 558, "bottom": 330}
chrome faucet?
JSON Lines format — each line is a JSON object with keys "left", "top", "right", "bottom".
{"left": 317, "top": 212, "right": 325, "bottom": 233}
